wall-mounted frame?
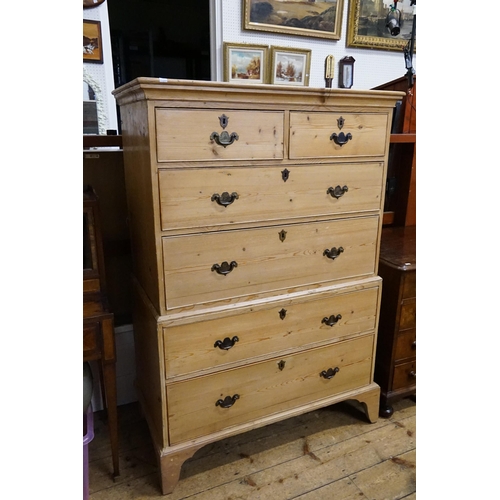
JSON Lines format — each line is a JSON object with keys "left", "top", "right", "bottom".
{"left": 83, "top": 19, "right": 103, "bottom": 64}
{"left": 270, "top": 47, "right": 311, "bottom": 87}
{"left": 347, "top": 0, "right": 416, "bottom": 52}
{"left": 83, "top": 0, "right": 106, "bottom": 8}
{"left": 223, "top": 42, "right": 269, "bottom": 84}
{"left": 243, "top": 0, "right": 344, "bottom": 41}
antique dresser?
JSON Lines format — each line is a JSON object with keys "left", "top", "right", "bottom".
{"left": 375, "top": 225, "right": 416, "bottom": 417}
{"left": 113, "top": 78, "right": 403, "bottom": 494}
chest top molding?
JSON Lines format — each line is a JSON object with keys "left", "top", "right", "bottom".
{"left": 113, "top": 78, "right": 404, "bottom": 109}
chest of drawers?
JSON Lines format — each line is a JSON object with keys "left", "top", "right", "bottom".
{"left": 375, "top": 225, "right": 416, "bottom": 417}
{"left": 113, "top": 79, "right": 403, "bottom": 494}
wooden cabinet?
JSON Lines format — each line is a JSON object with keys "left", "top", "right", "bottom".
{"left": 113, "top": 79, "right": 403, "bottom": 495}
{"left": 375, "top": 226, "right": 416, "bottom": 417}
{"left": 372, "top": 77, "right": 416, "bottom": 416}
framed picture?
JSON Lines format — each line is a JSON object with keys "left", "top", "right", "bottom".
{"left": 223, "top": 42, "right": 269, "bottom": 84}
{"left": 83, "top": 20, "right": 103, "bottom": 63}
{"left": 270, "top": 47, "right": 311, "bottom": 86}
{"left": 347, "top": 0, "right": 416, "bottom": 52}
{"left": 243, "top": 0, "right": 344, "bottom": 41}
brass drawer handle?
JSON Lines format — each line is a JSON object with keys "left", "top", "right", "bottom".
{"left": 327, "top": 185, "right": 348, "bottom": 199}
{"left": 215, "top": 394, "right": 240, "bottom": 408}
{"left": 214, "top": 336, "right": 239, "bottom": 350}
{"left": 211, "top": 192, "right": 239, "bottom": 207}
{"left": 210, "top": 130, "right": 239, "bottom": 148}
{"left": 322, "top": 314, "right": 342, "bottom": 327}
{"left": 211, "top": 261, "right": 238, "bottom": 275}
{"left": 320, "top": 367, "right": 340, "bottom": 379}
{"left": 323, "top": 247, "right": 344, "bottom": 260}
{"left": 330, "top": 131, "right": 352, "bottom": 146}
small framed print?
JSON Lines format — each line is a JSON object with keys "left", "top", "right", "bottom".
{"left": 223, "top": 42, "right": 269, "bottom": 84}
{"left": 83, "top": 20, "right": 103, "bottom": 64}
{"left": 270, "top": 47, "right": 311, "bottom": 86}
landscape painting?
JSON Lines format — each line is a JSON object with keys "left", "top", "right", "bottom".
{"left": 243, "top": 0, "right": 344, "bottom": 40}
{"left": 223, "top": 43, "right": 269, "bottom": 84}
{"left": 270, "top": 47, "right": 310, "bottom": 86}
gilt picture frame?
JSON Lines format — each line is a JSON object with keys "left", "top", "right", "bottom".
{"left": 347, "top": 0, "right": 416, "bottom": 52}
{"left": 83, "top": 20, "right": 103, "bottom": 63}
{"left": 243, "top": 0, "right": 344, "bottom": 41}
{"left": 223, "top": 42, "right": 269, "bottom": 84}
{"left": 270, "top": 47, "right": 311, "bottom": 87}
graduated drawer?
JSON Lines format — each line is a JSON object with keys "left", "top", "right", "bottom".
{"left": 163, "top": 286, "right": 379, "bottom": 377}
{"left": 158, "top": 162, "right": 384, "bottom": 231}
{"left": 395, "top": 330, "right": 416, "bottom": 362}
{"left": 167, "top": 334, "right": 374, "bottom": 444}
{"left": 289, "top": 112, "right": 388, "bottom": 159}
{"left": 156, "top": 109, "right": 284, "bottom": 162}
{"left": 162, "top": 216, "right": 379, "bottom": 309}
{"left": 392, "top": 360, "right": 416, "bottom": 391}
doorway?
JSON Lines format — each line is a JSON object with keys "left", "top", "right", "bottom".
{"left": 107, "top": 0, "right": 211, "bottom": 87}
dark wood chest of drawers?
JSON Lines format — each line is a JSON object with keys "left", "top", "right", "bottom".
{"left": 374, "top": 225, "right": 416, "bottom": 417}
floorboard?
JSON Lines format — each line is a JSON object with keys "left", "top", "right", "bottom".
{"left": 88, "top": 398, "right": 416, "bottom": 499}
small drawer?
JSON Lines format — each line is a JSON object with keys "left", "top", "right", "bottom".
{"left": 158, "top": 162, "right": 384, "bottom": 232}
{"left": 162, "top": 216, "right": 379, "bottom": 309}
{"left": 402, "top": 271, "right": 416, "bottom": 299}
{"left": 394, "top": 329, "right": 416, "bottom": 362}
{"left": 156, "top": 109, "right": 284, "bottom": 162}
{"left": 163, "top": 285, "right": 379, "bottom": 377}
{"left": 289, "top": 112, "right": 388, "bottom": 159}
{"left": 392, "top": 360, "right": 416, "bottom": 391}
{"left": 167, "top": 334, "right": 374, "bottom": 444}
{"left": 398, "top": 298, "right": 416, "bottom": 331}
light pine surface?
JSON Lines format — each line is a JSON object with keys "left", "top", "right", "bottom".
{"left": 88, "top": 398, "right": 416, "bottom": 499}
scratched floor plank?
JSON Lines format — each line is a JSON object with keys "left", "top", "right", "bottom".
{"left": 88, "top": 398, "right": 416, "bottom": 499}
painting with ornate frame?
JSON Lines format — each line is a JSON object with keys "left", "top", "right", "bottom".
{"left": 83, "top": 19, "right": 103, "bottom": 63}
{"left": 270, "top": 47, "right": 311, "bottom": 87}
{"left": 223, "top": 42, "right": 269, "bottom": 84}
{"left": 347, "top": 0, "right": 416, "bottom": 51}
{"left": 243, "top": 0, "right": 344, "bottom": 41}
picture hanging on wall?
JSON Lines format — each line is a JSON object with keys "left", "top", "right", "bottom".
{"left": 270, "top": 47, "right": 311, "bottom": 87}
{"left": 347, "top": 0, "right": 416, "bottom": 51}
{"left": 223, "top": 42, "right": 269, "bottom": 84}
{"left": 83, "top": 20, "right": 103, "bottom": 63}
{"left": 243, "top": 0, "right": 344, "bottom": 41}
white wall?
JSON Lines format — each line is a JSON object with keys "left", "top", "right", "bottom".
{"left": 83, "top": 2, "right": 118, "bottom": 133}
{"left": 84, "top": 1, "right": 416, "bottom": 133}
{"left": 216, "top": 0, "right": 415, "bottom": 90}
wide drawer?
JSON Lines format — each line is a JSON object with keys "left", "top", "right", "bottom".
{"left": 156, "top": 109, "right": 284, "bottom": 162}
{"left": 167, "top": 334, "right": 374, "bottom": 444}
{"left": 162, "top": 216, "right": 379, "bottom": 309}
{"left": 289, "top": 112, "right": 388, "bottom": 159}
{"left": 158, "top": 162, "right": 384, "bottom": 232}
{"left": 163, "top": 285, "right": 379, "bottom": 377}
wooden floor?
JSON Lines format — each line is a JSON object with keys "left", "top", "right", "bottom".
{"left": 88, "top": 397, "right": 416, "bottom": 499}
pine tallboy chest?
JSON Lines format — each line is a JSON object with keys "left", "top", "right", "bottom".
{"left": 113, "top": 78, "right": 403, "bottom": 494}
